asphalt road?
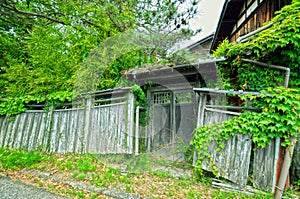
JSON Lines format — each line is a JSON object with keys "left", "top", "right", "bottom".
{"left": 0, "top": 175, "right": 70, "bottom": 199}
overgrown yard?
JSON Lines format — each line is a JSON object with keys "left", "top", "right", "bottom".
{"left": 0, "top": 147, "right": 298, "bottom": 199}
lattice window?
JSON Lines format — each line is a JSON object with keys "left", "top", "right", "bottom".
{"left": 153, "top": 92, "right": 171, "bottom": 104}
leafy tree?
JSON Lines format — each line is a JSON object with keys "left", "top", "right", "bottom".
{"left": 0, "top": 0, "right": 200, "bottom": 115}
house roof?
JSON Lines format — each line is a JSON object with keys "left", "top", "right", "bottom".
{"left": 123, "top": 58, "right": 225, "bottom": 88}
{"left": 210, "top": 0, "right": 244, "bottom": 51}
{"left": 185, "top": 33, "right": 214, "bottom": 51}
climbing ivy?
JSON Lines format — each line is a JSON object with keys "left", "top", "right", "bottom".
{"left": 192, "top": 0, "right": 300, "bottom": 169}
{"left": 191, "top": 87, "right": 300, "bottom": 164}
{"left": 0, "top": 91, "right": 73, "bottom": 116}
{"left": 212, "top": 0, "right": 300, "bottom": 91}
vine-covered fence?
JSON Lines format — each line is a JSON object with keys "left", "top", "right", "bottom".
{"left": 193, "top": 88, "right": 299, "bottom": 192}
{"left": 0, "top": 88, "right": 134, "bottom": 154}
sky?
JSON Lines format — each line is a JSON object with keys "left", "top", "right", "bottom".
{"left": 181, "top": 0, "right": 225, "bottom": 47}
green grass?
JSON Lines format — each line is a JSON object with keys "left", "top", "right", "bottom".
{"left": 0, "top": 147, "right": 298, "bottom": 199}
{"left": 0, "top": 147, "right": 44, "bottom": 170}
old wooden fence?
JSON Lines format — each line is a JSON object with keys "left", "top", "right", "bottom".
{"left": 193, "top": 88, "right": 298, "bottom": 192}
{"left": 0, "top": 88, "right": 134, "bottom": 154}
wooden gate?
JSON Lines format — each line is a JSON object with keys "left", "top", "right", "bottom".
{"left": 147, "top": 88, "right": 196, "bottom": 159}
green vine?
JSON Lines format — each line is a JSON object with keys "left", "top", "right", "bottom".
{"left": 191, "top": 1, "right": 300, "bottom": 166}
{"left": 212, "top": 0, "right": 300, "bottom": 91}
{"left": 0, "top": 91, "right": 73, "bottom": 116}
{"left": 131, "top": 84, "right": 149, "bottom": 126}
{"left": 131, "top": 84, "right": 147, "bottom": 108}
{"left": 191, "top": 87, "right": 300, "bottom": 166}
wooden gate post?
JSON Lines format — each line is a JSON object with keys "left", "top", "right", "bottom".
{"left": 127, "top": 92, "right": 134, "bottom": 154}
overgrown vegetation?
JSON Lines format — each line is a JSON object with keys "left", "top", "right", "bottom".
{"left": 0, "top": 0, "right": 201, "bottom": 116}
{"left": 212, "top": 0, "right": 300, "bottom": 91}
{"left": 0, "top": 147, "right": 278, "bottom": 198}
{"left": 191, "top": 87, "right": 300, "bottom": 162}
{"left": 191, "top": 0, "right": 300, "bottom": 183}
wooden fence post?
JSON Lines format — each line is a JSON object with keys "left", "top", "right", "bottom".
{"left": 127, "top": 92, "right": 134, "bottom": 154}
{"left": 83, "top": 97, "right": 92, "bottom": 154}
{"left": 146, "top": 89, "right": 151, "bottom": 152}
{"left": 135, "top": 106, "right": 140, "bottom": 156}
{"left": 193, "top": 93, "right": 207, "bottom": 167}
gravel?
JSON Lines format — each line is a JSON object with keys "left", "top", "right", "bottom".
{"left": 0, "top": 175, "right": 70, "bottom": 199}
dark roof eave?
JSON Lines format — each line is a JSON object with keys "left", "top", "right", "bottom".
{"left": 210, "top": 0, "right": 245, "bottom": 52}
{"left": 210, "top": 0, "right": 230, "bottom": 52}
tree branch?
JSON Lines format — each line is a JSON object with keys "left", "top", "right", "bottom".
{"left": 1, "top": 3, "right": 66, "bottom": 25}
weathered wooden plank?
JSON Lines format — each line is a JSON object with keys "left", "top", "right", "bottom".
{"left": 13, "top": 113, "right": 27, "bottom": 149}
{"left": 120, "top": 104, "right": 127, "bottom": 153}
{"left": 0, "top": 116, "right": 8, "bottom": 147}
{"left": 118, "top": 105, "right": 125, "bottom": 153}
{"left": 83, "top": 98, "right": 92, "bottom": 153}
{"left": 118, "top": 105, "right": 126, "bottom": 153}
{"left": 87, "top": 107, "right": 97, "bottom": 153}
{"left": 42, "top": 108, "right": 53, "bottom": 152}
{"left": 111, "top": 105, "right": 118, "bottom": 153}
{"left": 0, "top": 117, "right": 4, "bottom": 129}
{"left": 127, "top": 93, "right": 134, "bottom": 154}
{"left": 27, "top": 113, "right": 41, "bottom": 150}
{"left": 94, "top": 107, "right": 102, "bottom": 153}
{"left": 104, "top": 106, "right": 110, "bottom": 153}
{"left": 9, "top": 115, "right": 21, "bottom": 148}
{"left": 57, "top": 111, "right": 68, "bottom": 154}
{"left": 3, "top": 119, "right": 14, "bottom": 147}
{"left": 50, "top": 111, "right": 60, "bottom": 152}
{"left": 201, "top": 111, "right": 252, "bottom": 186}
{"left": 35, "top": 112, "right": 48, "bottom": 150}
{"left": 66, "top": 109, "right": 78, "bottom": 153}
{"left": 21, "top": 113, "right": 35, "bottom": 149}
{"left": 253, "top": 139, "right": 276, "bottom": 192}
{"left": 110, "top": 105, "right": 116, "bottom": 153}
{"left": 291, "top": 133, "right": 300, "bottom": 184}
{"left": 97, "top": 107, "right": 104, "bottom": 153}
{"left": 75, "top": 109, "right": 85, "bottom": 154}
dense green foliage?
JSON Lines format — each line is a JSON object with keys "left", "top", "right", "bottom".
{"left": 192, "top": 0, "right": 300, "bottom": 170}
{"left": 0, "top": 0, "right": 200, "bottom": 115}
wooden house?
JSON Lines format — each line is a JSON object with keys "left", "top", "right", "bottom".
{"left": 211, "top": 0, "right": 292, "bottom": 50}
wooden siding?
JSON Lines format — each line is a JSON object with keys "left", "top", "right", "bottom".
{"left": 0, "top": 95, "right": 134, "bottom": 154}
{"left": 231, "top": 0, "right": 292, "bottom": 41}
